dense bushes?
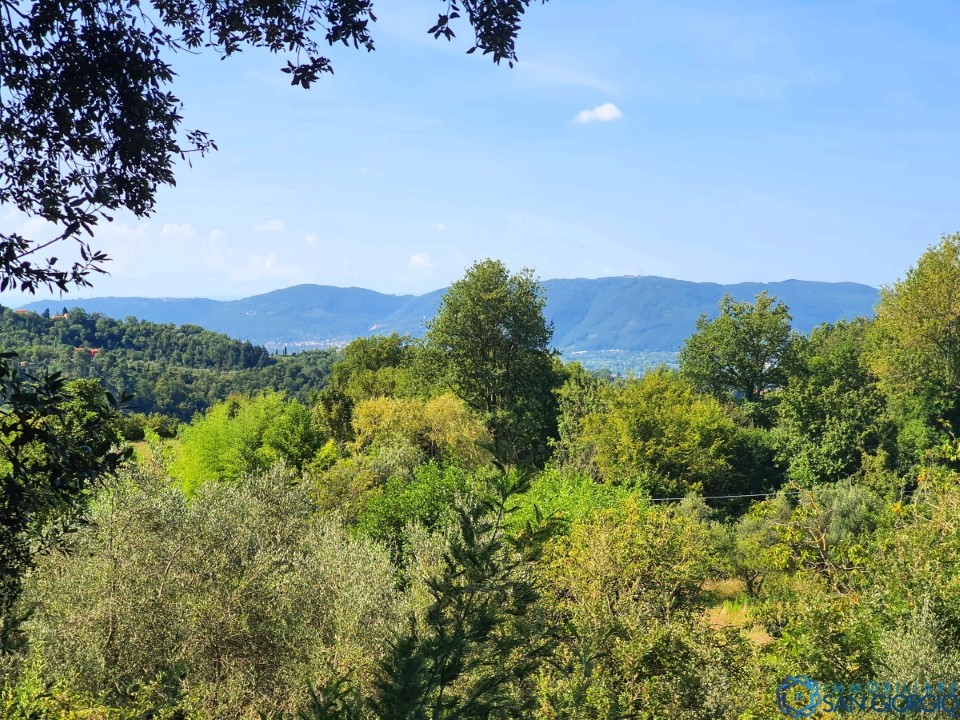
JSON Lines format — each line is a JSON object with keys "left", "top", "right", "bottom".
{"left": 22, "top": 467, "right": 404, "bottom": 717}
{"left": 172, "top": 391, "right": 322, "bottom": 492}
{"left": 9, "top": 244, "right": 960, "bottom": 718}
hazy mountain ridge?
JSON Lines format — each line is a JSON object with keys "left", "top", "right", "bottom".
{"left": 16, "top": 276, "right": 879, "bottom": 353}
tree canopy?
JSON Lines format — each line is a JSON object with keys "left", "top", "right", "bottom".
{"left": 775, "top": 320, "right": 893, "bottom": 487}
{"left": 425, "top": 259, "right": 561, "bottom": 468}
{"left": 0, "top": 306, "right": 338, "bottom": 420}
{"left": 581, "top": 368, "right": 741, "bottom": 497}
{"left": 867, "top": 233, "right": 960, "bottom": 426}
{"left": 678, "top": 291, "right": 795, "bottom": 422}
{"left": 0, "top": 0, "right": 547, "bottom": 294}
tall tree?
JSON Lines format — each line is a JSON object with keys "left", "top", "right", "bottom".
{"left": 425, "top": 260, "right": 561, "bottom": 468}
{"left": 775, "top": 320, "right": 894, "bottom": 486}
{"left": 678, "top": 291, "right": 795, "bottom": 423}
{"left": 867, "top": 233, "right": 960, "bottom": 428}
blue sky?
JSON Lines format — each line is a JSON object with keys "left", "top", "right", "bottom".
{"left": 5, "top": 0, "right": 960, "bottom": 302}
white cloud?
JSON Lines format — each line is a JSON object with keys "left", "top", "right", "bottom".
{"left": 433, "top": 223, "right": 446, "bottom": 232}
{"left": 252, "top": 219, "right": 285, "bottom": 233}
{"left": 304, "top": 233, "right": 319, "bottom": 248}
{"left": 201, "top": 229, "right": 302, "bottom": 283}
{"left": 573, "top": 103, "right": 624, "bottom": 124}
{"left": 16, "top": 215, "right": 59, "bottom": 240}
{"left": 408, "top": 252, "right": 433, "bottom": 268}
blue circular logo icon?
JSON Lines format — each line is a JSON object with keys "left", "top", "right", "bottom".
{"left": 777, "top": 676, "right": 822, "bottom": 718}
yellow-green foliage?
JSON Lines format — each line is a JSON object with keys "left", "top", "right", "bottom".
{"left": 507, "top": 466, "right": 629, "bottom": 534}
{"left": 1, "top": 655, "right": 184, "bottom": 719}
{"left": 350, "top": 393, "right": 492, "bottom": 468}
{"left": 581, "top": 368, "right": 739, "bottom": 495}
{"left": 543, "top": 497, "right": 716, "bottom": 628}
{"left": 868, "top": 233, "right": 960, "bottom": 417}
{"left": 332, "top": 334, "right": 421, "bottom": 403}
{"left": 874, "top": 466, "right": 960, "bottom": 624}
{"left": 171, "top": 390, "right": 321, "bottom": 492}
{"left": 536, "top": 497, "right": 764, "bottom": 719}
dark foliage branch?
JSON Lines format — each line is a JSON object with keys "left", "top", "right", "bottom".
{"left": 0, "top": 0, "right": 545, "bottom": 294}
{"left": 0, "top": 356, "right": 128, "bottom": 632}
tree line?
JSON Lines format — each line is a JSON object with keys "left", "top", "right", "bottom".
{"left": 0, "top": 307, "right": 339, "bottom": 423}
{"left": 5, "top": 241, "right": 960, "bottom": 717}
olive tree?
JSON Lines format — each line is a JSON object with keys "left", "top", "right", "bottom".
{"left": 22, "top": 466, "right": 403, "bottom": 717}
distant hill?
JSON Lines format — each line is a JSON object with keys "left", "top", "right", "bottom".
{"left": 0, "top": 306, "right": 338, "bottom": 420}
{"left": 17, "top": 276, "right": 879, "bottom": 355}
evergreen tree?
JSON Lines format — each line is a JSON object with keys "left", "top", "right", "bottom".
{"left": 303, "top": 473, "right": 555, "bottom": 720}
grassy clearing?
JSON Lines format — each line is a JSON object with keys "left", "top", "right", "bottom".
{"left": 130, "top": 441, "right": 152, "bottom": 465}
{"left": 129, "top": 438, "right": 181, "bottom": 467}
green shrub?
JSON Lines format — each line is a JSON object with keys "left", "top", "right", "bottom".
{"left": 21, "top": 466, "right": 403, "bottom": 718}
{"left": 356, "top": 462, "right": 482, "bottom": 551}
{"left": 507, "top": 465, "right": 629, "bottom": 535}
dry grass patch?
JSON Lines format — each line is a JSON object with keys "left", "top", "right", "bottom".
{"left": 130, "top": 441, "right": 153, "bottom": 464}
{"left": 702, "top": 577, "right": 743, "bottom": 600}
{"left": 703, "top": 577, "right": 773, "bottom": 646}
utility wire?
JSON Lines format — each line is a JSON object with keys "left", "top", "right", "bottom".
{"left": 643, "top": 487, "right": 920, "bottom": 503}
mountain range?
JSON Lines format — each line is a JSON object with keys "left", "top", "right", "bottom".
{"left": 17, "top": 276, "right": 880, "bottom": 358}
